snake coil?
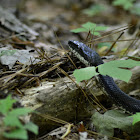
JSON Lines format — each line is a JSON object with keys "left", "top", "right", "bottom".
{"left": 68, "top": 40, "right": 140, "bottom": 113}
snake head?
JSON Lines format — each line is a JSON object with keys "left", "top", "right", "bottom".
{"left": 68, "top": 40, "right": 103, "bottom": 66}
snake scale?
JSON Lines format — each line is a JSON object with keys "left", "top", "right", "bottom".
{"left": 68, "top": 40, "right": 140, "bottom": 113}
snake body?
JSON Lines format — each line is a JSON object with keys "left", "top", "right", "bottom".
{"left": 68, "top": 40, "right": 140, "bottom": 113}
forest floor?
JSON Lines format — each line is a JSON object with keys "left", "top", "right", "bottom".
{"left": 0, "top": 0, "right": 140, "bottom": 140}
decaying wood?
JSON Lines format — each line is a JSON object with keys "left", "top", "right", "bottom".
{"left": 21, "top": 75, "right": 96, "bottom": 134}
{"left": 20, "top": 66, "right": 140, "bottom": 134}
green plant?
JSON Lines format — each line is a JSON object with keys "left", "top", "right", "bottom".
{"left": 82, "top": 4, "right": 105, "bottom": 17}
{"left": 0, "top": 50, "right": 17, "bottom": 57}
{"left": 0, "top": 95, "right": 38, "bottom": 140}
{"left": 112, "top": 0, "right": 140, "bottom": 16}
{"left": 91, "top": 110, "right": 133, "bottom": 137}
{"left": 98, "top": 42, "right": 112, "bottom": 49}
{"left": 71, "top": 22, "right": 107, "bottom": 36}
{"left": 73, "top": 59, "right": 140, "bottom": 83}
{"left": 130, "top": 4, "right": 140, "bottom": 16}
{"left": 131, "top": 113, "right": 140, "bottom": 125}
{"left": 112, "top": 0, "right": 135, "bottom": 10}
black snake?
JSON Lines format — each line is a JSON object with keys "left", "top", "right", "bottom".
{"left": 68, "top": 40, "right": 140, "bottom": 113}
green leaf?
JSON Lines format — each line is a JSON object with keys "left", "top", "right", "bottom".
{"left": 132, "top": 113, "right": 140, "bottom": 125}
{"left": 81, "top": 22, "right": 96, "bottom": 31}
{"left": 73, "top": 67, "right": 98, "bottom": 82}
{"left": 8, "top": 108, "right": 32, "bottom": 117}
{"left": 127, "top": 56, "right": 140, "bottom": 60}
{"left": 70, "top": 22, "right": 107, "bottom": 36}
{"left": 95, "top": 26, "right": 108, "bottom": 31}
{"left": 24, "top": 122, "right": 38, "bottom": 135}
{"left": 98, "top": 59, "right": 140, "bottom": 82}
{"left": 91, "top": 110, "right": 133, "bottom": 137}
{"left": 4, "top": 128, "right": 28, "bottom": 140}
{"left": 0, "top": 50, "right": 17, "bottom": 57}
{"left": 73, "top": 59, "right": 140, "bottom": 83}
{"left": 93, "top": 32, "right": 100, "bottom": 36}
{"left": 104, "top": 59, "right": 140, "bottom": 68}
{"left": 98, "top": 42, "right": 112, "bottom": 49}
{"left": 130, "top": 4, "right": 140, "bottom": 16}
{"left": 0, "top": 95, "right": 16, "bottom": 115}
{"left": 99, "top": 65, "right": 132, "bottom": 82}
{"left": 83, "top": 4, "right": 105, "bottom": 17}
{"left": 112, "top": 0, "right": 135, "bottom": 10}
{"left": 4, "top": 108, "right": 32, "bottom": 128}
{"left": 70, "top": 28, "right": 87, "bottom": 33}
{"left": 4, "top": 114, "right": 23, "bottom": 128}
